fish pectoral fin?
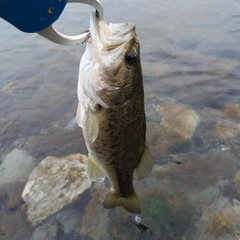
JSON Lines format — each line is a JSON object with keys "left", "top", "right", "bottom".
{"left": 136, "top": 144, "right": 153, "bottom": 180}
{"left": 87, "top": 155, "right": 106, "bottom": 182}
{"left": 76, "top": 102, "right": 82, "bottom": 128}
{"left": 102, "top": 190, "right": 141, "bottom": 213}
{"left": 88, "top": 105, "right": 100, "bottom": 143}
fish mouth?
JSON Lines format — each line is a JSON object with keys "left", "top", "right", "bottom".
{"left": 89, "top": 13, "right": 136, "bottom": 51}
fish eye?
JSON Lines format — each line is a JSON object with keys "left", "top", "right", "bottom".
{"left": 125, "top": 51, "right": 137, "bottom": 65}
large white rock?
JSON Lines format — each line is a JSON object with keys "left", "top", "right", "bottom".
{"left": 22, "top": 154, "right": 91, "bottom": 226}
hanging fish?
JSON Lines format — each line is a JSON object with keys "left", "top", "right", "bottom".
{"left": 77, "top": 12, "right": 152, "bottom": 213}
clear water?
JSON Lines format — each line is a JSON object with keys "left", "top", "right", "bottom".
{"left": 1, "top": 0, "right": 240, "bottom": 239}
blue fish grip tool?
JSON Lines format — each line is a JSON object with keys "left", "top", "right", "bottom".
{"left": 0, "top": 0, "right": 103, "bottom": 45}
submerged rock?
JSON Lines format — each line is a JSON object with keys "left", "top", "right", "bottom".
{"left": 147, "top": 121, "right": 190, "bottom": 159}
{"left": 0, "top": 183, "right": 25, "bottom": 210}
{"left": 154, "top": 102, "right": 200, "bottom": 139}
{"left": 0, "top": 210, "right": 32, "bottom": 240}
{"left": 201, "top": 107, "right": 240, "bottom": 140}
{"left": 79, "top": 190, "right": 110, "bottom": 240}
{"left": 0, "top": 148, "right": 35, "bottom": 185}
{"left": 234, "top": 171, "right": 240, "bottom": 196}
{"left": 193, "top": 197, "right": 240, "bottom": 240}
{"left": 22, "top": 154, "right": 91, "bottom": 226}
{"left": 0, "top": 148, "right": 35, "bottom": 210}
{"left": 224, "top": 103, "right": 240, "bottom": 121}
{"left": 148, "top": 103, "right": 200, "bottom": 158}
{"left": 31, "top": 220, "right": 58, "bottom": 240}
{"left": 215, "top": 118, "right": 240, "bottom": 140}
{"left": 200, "top": 107, "right": 240, "bottom": 154}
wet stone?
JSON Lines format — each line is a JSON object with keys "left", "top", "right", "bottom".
{"left": 146, "top": 121, "right": 194, "bottom": 161}
{"left": 0, "top": 183, "right": 25, "bottom": 210}
{"left": 154, "top": 102, "right": 200, "bottom": 140}
{"left": 224, "top": 103, "right": 240, "bottom": 121}
{"left": 0, "top": 148, "right": 35, "bottom": 210}
{"left": 190, "top": 197, "right": 240, "bottom": 240}
{"left": 0, "top": 148, "right": 35, "bottom": 185}
{"left": 200, "top": 107, "right": 240, "bottom": 153}
{"left": 55, "top": 207, "right": 83, "bottom": 235}
{"left": 22, "top": 154, "right": 91, "bottom": 226}
{"left": 31, "top": 220, "right": 58, "bottom": 240}
{"left": 79, "top": 190, "right": 110, "bottom": 240}
{"left": 0, "top": 210, "right": 32, "bottom": 240}
{"left": 146, "top": 102, "right": 203, "bottom": 161}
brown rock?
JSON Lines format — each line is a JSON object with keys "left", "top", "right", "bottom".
{"left": 224, "top": 103, "right": 240, "bottom": 121}
{"left": 154, "top": 102, "right": 200, "bottom": 139}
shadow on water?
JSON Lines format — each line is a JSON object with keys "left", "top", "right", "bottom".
{"left": 1, "top": 0, "right": 240, "bottom": 239}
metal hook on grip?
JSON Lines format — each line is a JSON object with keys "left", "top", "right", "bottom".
{"left": 37, "top": 0, "right": 103, "bottom": 46}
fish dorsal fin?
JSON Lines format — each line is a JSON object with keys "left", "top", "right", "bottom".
{"left": 76, "top": 102, "right": 82, "bottom": 128}
{"left": 88, "top": 103, "right": 100, "bottom": 143}
{"left": 136, "top": 144, "right": 153, "bottom": 180}
{"left": 87, "top": 155, "right": 106, "bottom": 182}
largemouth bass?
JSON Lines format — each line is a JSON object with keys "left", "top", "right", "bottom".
{"left": 77, "top": 13, "right": 152, "bottom": 213}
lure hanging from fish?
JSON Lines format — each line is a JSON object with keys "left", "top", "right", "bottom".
{"left": 77, "top": 12, "right": 153, "bottom": 213}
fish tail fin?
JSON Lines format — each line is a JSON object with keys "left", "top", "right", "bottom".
{"left": 102, "top": 190, "right": 141, "bottom": 213}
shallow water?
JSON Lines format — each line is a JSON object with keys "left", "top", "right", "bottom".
{"left": 1, "top": 0, "right": 240, "bottom": 239}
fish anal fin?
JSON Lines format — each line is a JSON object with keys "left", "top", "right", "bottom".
{"left": 136, "top": 144, "right": 153, "bottom": 180}
{"left": 87, "top": 155, "right": 106, "bottom": 182}
{"left": 102, "top": 190, "right": 141, "bottom": 213}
